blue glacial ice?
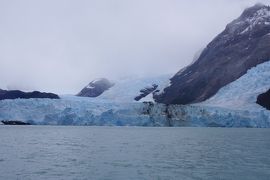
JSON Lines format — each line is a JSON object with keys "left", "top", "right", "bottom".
{"left": 0, "top": 61, "right": 270, "bottom": 128}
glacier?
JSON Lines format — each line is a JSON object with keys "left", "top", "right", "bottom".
{"left": 0, "top": 97, "right": 154, "bottom": 126}
{"left": 0, "top": 75, "right": 171, "bottom": 126}
{"left": 199, "top": 60, "right": 270, "bottom": 110}
{"left": 1, "top": 61, "right": 270, "bottom": 127}
{"left": 96, "top": 75, "right": 171, "bottom": 102}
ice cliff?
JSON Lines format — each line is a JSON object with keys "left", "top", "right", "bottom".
{"left": 0, "top": 61, "right": 270, "bottom": 127}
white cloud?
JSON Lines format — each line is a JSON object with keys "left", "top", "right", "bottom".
{"left": 0, "top": 0, "right": 268, "bottom": 94}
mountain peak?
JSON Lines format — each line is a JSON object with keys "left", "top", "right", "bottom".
{"left": 225, "top": 3, "right": 270, "bottom": 36}
{"left": 77, "top": 78, "right": 114, "bottom": 97}
{"left": 242, "top": 3, "right": 268, "bottom": 16}
{"left": 154, "top": 4, "right": 270, "bottom": 104}
{"left": 240, "top": 3, "right": 270, "bottom": 21}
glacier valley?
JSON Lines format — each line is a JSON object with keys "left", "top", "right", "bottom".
{"left": 0, "top": 61, "right": 270, "bottom": 127}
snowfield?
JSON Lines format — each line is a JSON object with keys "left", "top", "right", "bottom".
{"left": 0, "top": 61, "right": 270, "bottom": 128}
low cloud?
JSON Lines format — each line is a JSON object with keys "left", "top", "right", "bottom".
{"left": 0, "top": 0, "right": 268, "bottom": 94}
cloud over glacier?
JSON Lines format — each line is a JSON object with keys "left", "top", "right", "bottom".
{"left": 0, "top": 0, "right": 269, "bottom": 94}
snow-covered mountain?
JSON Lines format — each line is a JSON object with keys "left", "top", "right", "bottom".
{"left": 139, "top": 60, "right": 270, "bottom": 128}
{"left": 77, "top": 78, "right": 114, "bottom": 97}
{"left": 154, "top": 3, "right": 270, "bottom": 104}
{"left": 0, "top": 4, "right": 270, "bottom": 127}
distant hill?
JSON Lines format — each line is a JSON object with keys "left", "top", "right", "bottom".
{"left": 0, "top": 89, "right": 59, "bottom": 100}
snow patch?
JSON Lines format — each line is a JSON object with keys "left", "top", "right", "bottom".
{"left": 139, "top": 93, "right": 154, "bottom": 102}
{"left": 238, "top": 6, "right": 270, "bottom": 35}
{"left": 86, "top": 85, "right": 94, "bottom": 89}
{"left": 154, "top": 80, "right": 171, "bottom": 96}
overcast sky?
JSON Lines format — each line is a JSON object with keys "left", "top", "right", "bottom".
{"left": 0, "top": 0, "right": 269, "bottom": 94}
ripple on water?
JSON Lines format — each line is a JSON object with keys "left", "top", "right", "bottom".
{"left": 0, "top": 126, "right": 269, "bottom": 180}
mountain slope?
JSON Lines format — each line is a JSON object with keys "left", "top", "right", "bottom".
{"left": 154, "top": 4, "right": 270, "bottom": 104}
{"left": 77, "top": 78, "right": 114, "bottom": 97}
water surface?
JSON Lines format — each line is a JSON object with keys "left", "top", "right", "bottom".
{"left": 0, "top": 126, "right": 270, "bottom": 180}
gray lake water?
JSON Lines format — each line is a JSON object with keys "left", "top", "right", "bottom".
{"left": 0, "top": 126, "right": 270, "bottom": 180}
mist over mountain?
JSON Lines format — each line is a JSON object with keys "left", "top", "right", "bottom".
{"left": 0, "top": 0, "right": 269, "bottom": 94}
{"left": 154, "top": 3, "right": 270, "bottom": 104}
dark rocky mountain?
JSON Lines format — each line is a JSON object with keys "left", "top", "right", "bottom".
{"left": 154, "top": 4, "right": 270, "bottom": 104}
{"left": 77, "top": 78, "right": 114, "bottom": 97}
{"left": 257, "top": 89, "right": 270, "bottom": 110}
{"left": 134, "top": 84, "right": 158, "bottom": 101}
{"left": 0, "top": 89, "right": 59, "bottom": 100}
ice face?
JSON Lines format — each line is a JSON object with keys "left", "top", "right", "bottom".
{"left": 1, "top": 61, "right": 270, "bottom": 128}
{"left": 0, "top": 75, "right": 171, "bottom": 126}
